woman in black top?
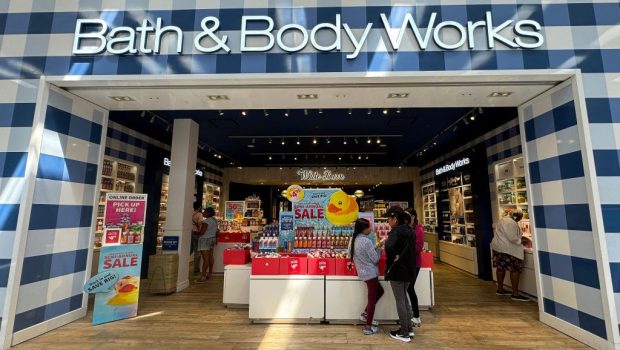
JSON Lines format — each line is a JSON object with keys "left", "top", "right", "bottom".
{"left": 384, "top": 206, "right": 416, "bottom": 342}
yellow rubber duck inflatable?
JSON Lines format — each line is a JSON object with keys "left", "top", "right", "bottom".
{"left": 107, "top": 275, "right": 140, "bottom": 306}
{"left": 326, "top": 190, "right": 359, "bottom": 226}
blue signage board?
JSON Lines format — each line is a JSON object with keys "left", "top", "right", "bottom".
{"left": 162, "top": 236, "right": 179, "bottom": 251}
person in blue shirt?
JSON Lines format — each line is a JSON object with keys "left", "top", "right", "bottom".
{"left": 350, "top": 218, "right": 384, "bottom": 335}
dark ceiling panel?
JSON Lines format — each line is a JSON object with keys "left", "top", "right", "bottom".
{"left": 109, "top": 107, "right": 517, "bottom": 168}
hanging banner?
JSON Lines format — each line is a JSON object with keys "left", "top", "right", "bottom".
{"left": 225, "top": 201, "right": 245, "bottom": 221}
{"left": 92, "top": 244, "right": 142, "bottom": 325}
{"left": 92, "top": 193, "right": 147, "bottom": 325}
{"left": 279, "top": 211, "right": 294, "bottom": 249}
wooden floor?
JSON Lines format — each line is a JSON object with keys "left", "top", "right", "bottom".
{"left": 14, "top": 263, "right": 588, "bottom": 350}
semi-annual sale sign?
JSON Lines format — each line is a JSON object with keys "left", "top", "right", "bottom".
{"left": 92, "top": 244, "right": 142, "bottom": 325}
{"left": 91, "top": 193, "right": 147, "bottom": 325}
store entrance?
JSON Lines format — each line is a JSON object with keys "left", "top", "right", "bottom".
{"left": 33, "top": 71, "right": 600, "bottom": 347}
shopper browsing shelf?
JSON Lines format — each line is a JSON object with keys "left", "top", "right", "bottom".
{"left": 197, "top": 208, "right": 219, "bottom": 283}
{"left": 491, "top": 209, "right": 529, "bottom": 302}
{"left": 349, "top": 218, "right": 384, "bottom": 336}
{"left": 191, "top": 203, "right": 203, "bottom": 274}
{"left": 405, "top": 208, "right": 424, "bottom": 328}
{"left": 384, "top": 206, "right": 416, "bottom": 343}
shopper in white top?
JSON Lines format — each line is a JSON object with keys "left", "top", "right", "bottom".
{"left": 491, "top": 209, "right": 528, "bottom": 301}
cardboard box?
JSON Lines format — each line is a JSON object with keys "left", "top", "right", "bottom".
{"left": 251, "top": 257, "right": 280, "bottom": 275}
{"left": 279, "top": 257, "right": 308, "bottom": 275}
{"left": 335, "top": 258, "right": 357, "bottom": 276}
{"left": 223, "top": 249, "right": 250, "bottom": 265}
{"left": 308, "top": 257, "right": 336, "bottom": 275}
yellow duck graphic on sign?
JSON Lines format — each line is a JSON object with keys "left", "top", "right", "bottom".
{"left": 326, "top": 190, "right": 359, "bottom": 226}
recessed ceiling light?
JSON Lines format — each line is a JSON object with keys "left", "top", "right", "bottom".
{"left": 281, "top": 139, "right": 286, "bottom": 145}
{"left": 268, "top": 155, "right": 272, "bottom": 160}
{"left": 296, "top": 138, "right": 300, "bottom": 145}
{"left": 367, "top": 109, "right": 372, "bottom": 115}
{"left": 319, "top": 109, "right": 323, "bottom": 114}
{"left": 396, "top": 108, "right": 401, "bottom": 114}
{"left": 284, "top": 110, "right": 289, "bottom": 117}
{"left": 241, "top": 111, "right": 247, "bottom": 116}
{"left": 343, "top": 138, "right": 347, "bottom": 145}
{"left": 109, "top": 96, "right": 135, "bottom": 102}
{"left": 367, "top": 138, "right": 371, "bottom": 144}
{"left": 294, "top": 157, "right": 298, "bottom": 161}
{"left": 338, "top": 157, "right": 342, "bottom": 160}
{"left": 470, "top": 115, "right": 476, "bottom": 121}
{"left": 387, "top": 93, "right": 409, "bottom": 99}
{"left": 376, "top": 138, "right": 381, "bottom": 144}
{"left": 264, "top": 110, "right": 269, "bottom": 117}
{"left": 382, "top": 109, "right": 389, "bottom": 115}
{"left": 297, "top": 94, "right": 318, "bottom": 100}
{"left": 208, "top": 95, "right": 230, "bottom": 101}
{"left": 348, "top": 109, "right": 353, "bottom": 115}
{"left": 326, "top": 138, "right": 331, "bottom": 144}
{"left": 313, "top": 138, "right": 318, "bottom": 144}
{"left": 489, "top": 92, "right": 513, "bottom": 97}
{"left": 218, "top": 110, "right": 224, "bottom": 116}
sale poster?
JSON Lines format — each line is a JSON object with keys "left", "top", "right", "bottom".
{"left": 103, "top": 193, "right": 148, "bottom": 245}
{"left": 93, "top": 244, "right": 142, "bottom": 325}
{"left": 225, "top": 201, "right": 245, "bottom": 221}
{"left": 292, "top": 189, "right": 337, "bottom": 229}
{"left": 279, "top": 211, "right": 294, "bottom": 247}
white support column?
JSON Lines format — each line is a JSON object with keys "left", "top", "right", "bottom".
{"left": 165, "top": 119, "right": 198, "bottom": 292}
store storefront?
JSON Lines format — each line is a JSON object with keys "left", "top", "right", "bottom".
{"left": 0, "top": 2, "right": 618, "bottom": 349}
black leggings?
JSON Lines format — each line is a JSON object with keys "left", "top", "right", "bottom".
{"left": 407, "top": 267, "right": 421, "bottom": 318}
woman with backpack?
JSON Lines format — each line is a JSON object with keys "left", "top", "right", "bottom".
{"left": 349, "top": 218, "right": 384, "bottom": 335}
{"left": 384, "top": 206, "right": 416, "bottom": 343}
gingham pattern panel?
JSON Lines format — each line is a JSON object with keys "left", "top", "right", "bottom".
{"left": 0, "top": 79, "right": 37, "bottom": 331}
{"left": 13, "top": 88, "right": 106, "bottom": 333}
{"left": 521, "top": 82, "right": 606, "bottom": 339}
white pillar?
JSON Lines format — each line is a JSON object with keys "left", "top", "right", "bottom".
{"left": 165, "top": 119, "right": 198, "bottom": 292}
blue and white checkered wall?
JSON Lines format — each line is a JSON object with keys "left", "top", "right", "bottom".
{"left": 10, "top": 87, "right": 107, "bottom": 335}
{"left": 0, "top": 79, "right": 38, "bottom": 335}
{"left": 0, "top": 0, "right": 618, "bottom": 347}
{"left": 521, "top": 81, "right": 607, "bottom": 339}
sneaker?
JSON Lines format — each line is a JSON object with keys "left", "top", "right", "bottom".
{"left": 359, "top": 312, "right": 379, "bottom": 326}
{"left": 389, "top": 330, "right": 411, "bottom": 343}
{"left": 511, "top": 295, "right": 529, "bottom": 302}
{"left": 408, "top": 327, "right": 415, "bottom": 337}
{"left": 363, "top": 325, "right": 379, "bottom": 335}
{"left": 496, "top": 289, "right": 512, "bottom": 296}
{"left": 411, "top": 317, "right": 422, "bottom": 327}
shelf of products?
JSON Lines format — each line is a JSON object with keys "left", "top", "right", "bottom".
{"left": 202, "top": 182, "right": 221, "bottom": 215}
{"left": 94, "top": 157, "right": 138, "bottom": 248}
{"left": 373, "top": 200, "right": 388, "bottom": 218}
{"left": 422, "top": 183, "right": 437, "bottom": 234}
{"left": 244, "top": 195, "right": 263, "bottom": 219}
{"left": 157, "top": 174, "right": 169, "bottom": 247}
{"left": 495, "top": 157, "right": 532, "bottom": 247}
{"left": 438, "top": 172, "right": 476, "bottom": 247}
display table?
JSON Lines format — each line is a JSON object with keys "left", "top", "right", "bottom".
{"left": 223, "top": 264, "right": 251, "bottom": 307}
{"left": 249, "top": 275, "right": 325, "bottom": 322}
{"left": 326, "top": 268, "right": 434, "bottom": 322}
{"left": 248, "top": 268, "right": 434, "bottom": 323}
{"left": 492, "top": 250, "right": 537, "bottom": 297}
{"left": 439, "top": 241, "right": 478, "bottom": 275}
